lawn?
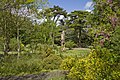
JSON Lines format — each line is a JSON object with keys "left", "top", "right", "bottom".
{"left": 59, "top": 48, "right": 91, "bottom": 58}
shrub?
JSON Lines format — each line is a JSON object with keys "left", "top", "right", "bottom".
{"left": 68, "top": 59, "right": 86, "bottom": 80}
{"left": 0, "top": 44, "right": 61, "bottom": 77}
{"left": 9, "top": 38, "right": 24, "bottom": 51}
{"left": 65, "top": 40, "right": 76, "bottom": 50}
{"left": 61, "top": 47, "right": 120, "bottom": 80}
{"left": 0, "top": 54, "right": 43, "bottom": 76}
{"left": 105, "top": 26, "right": 120, "bottom": 55}
{"left": 42, "top": 54, "right": 62, "bottom": 70}
{"left": 60, "top": 57, "right": 76, "bottom": 71}
{"left": 0, "top": 37, "right": 4, "bottom": 51}
{"left": 24, "top": 44, "right": 57, "bottom": 59}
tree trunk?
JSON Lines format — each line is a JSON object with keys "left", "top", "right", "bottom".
{"left": 4, "top": 36, "right": 10, "bottom": 55}
{"left": 61, "top": 30, "right": 65, "bottom": 51}
{"left": 51, "top": 25, "right": 54, "bottom": 47}
{"left": 52, "top": 33, "right": 54, "bottom": 47}
{"left": 3, "top": 20, "right": 10, "bottom": 55}
{"left": 77, "top": 27, "right": 82, "bottom": 47}
{"left": 17, "top": 28, "right": 20, "bottom": 59}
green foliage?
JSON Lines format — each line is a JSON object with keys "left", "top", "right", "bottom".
{"left": 9, "top": 38, "right": 24, "bottom": 51}
{"left": 0, "top": 0, "right": 119, "bottom": 79}
{"left": 43, "top": 54, "right": 62, "bottom": 70}
{"left": 65, "top": 40, "right": 76, "bottom": 50}
{"left": 105, "top": 26, "right": 120, "bottom": 54}
{"left": 24, "top": 43, "right": 56, "bottom": 55}
{"left": 61, "top": 47, "right": 120, "bottom": 80}
{"left": 0, "top": 0, "right": 48, "bottom": 55}
{"left": 35, "top": 44, "right": 57, "bottom": 58}
{"left": 0, "top": 54, "right": 42, "bottom": 76}
{"left": 0, "top": 44, "right": 62, "bottom": 77}
{"left": 66, "top": 10, "right": 93, "bottom": 47}
{"left": 90, "top": 0, "right": 120, "bottom": 47}
{"left": 68, "top": 59, "right": 86, "bottom": 80}
{"left": 0, "top": 37, "right": 4, "bottom": 51}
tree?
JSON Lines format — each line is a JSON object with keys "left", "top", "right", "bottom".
{"left": 90, "top": 0, "right": 120, "bottom": 47}
{"left": 66, "top": 10, "right": 91, "bottom": 47}
{"left": 91, "top": 0, "right": 120, "bottom": 54}
{"left": 38, "top": 5, "right": 67, "bottom": 48}
{"left": 0, "top": 0, "right": 48, "bottom": 55}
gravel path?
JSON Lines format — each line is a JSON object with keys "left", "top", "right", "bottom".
{"left": 0, "top": 70, "right": 69, "bottom": 80}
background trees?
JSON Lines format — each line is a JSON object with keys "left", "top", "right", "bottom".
{"left": 66, "top": 11, "right": 93, "bottom": 48}
{"left": 0, "top": 0, "right": 48, "bottom": 55}
{"left": 0, "top": 1, "right": 93, "bottom": 54}
{"left": 37, "top": 6, "right": 67, "bottom": 48}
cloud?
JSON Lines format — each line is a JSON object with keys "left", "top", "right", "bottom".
{"left": 85, "top": 1, "right": 93, "bottom": 9}
{"left": 85, "top": 9, "right": 92, "bottom": 12}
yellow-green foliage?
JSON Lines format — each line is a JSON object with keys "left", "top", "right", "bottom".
{"left": 68, "top": 59, "right": 86, "bottom": 80}
{"left": 60, "top": 47, "right": 120, "bottom": 80}
{"left": 60, "top": 57, "right": 76, "bottom": 71}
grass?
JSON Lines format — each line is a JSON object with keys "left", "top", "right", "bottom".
{"left": 0, "top": 51, "right": 26, "bottom": 55}
{"left": 59, "top": 48, "right": 91, "bottom": 58}
{"left": 48, "top": 76, "right": 67, "bottom": 80}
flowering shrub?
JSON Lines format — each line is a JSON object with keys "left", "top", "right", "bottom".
{"left": 60, "top": 47, "right": 120, "bottom": 80}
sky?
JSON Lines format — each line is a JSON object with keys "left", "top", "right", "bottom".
{"left": 48, "top": 0, "right": 93, "bottom": 12}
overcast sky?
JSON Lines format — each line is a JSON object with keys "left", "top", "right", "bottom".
{"left": 48, "top": 0, "right": 93, "bottom": 12}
